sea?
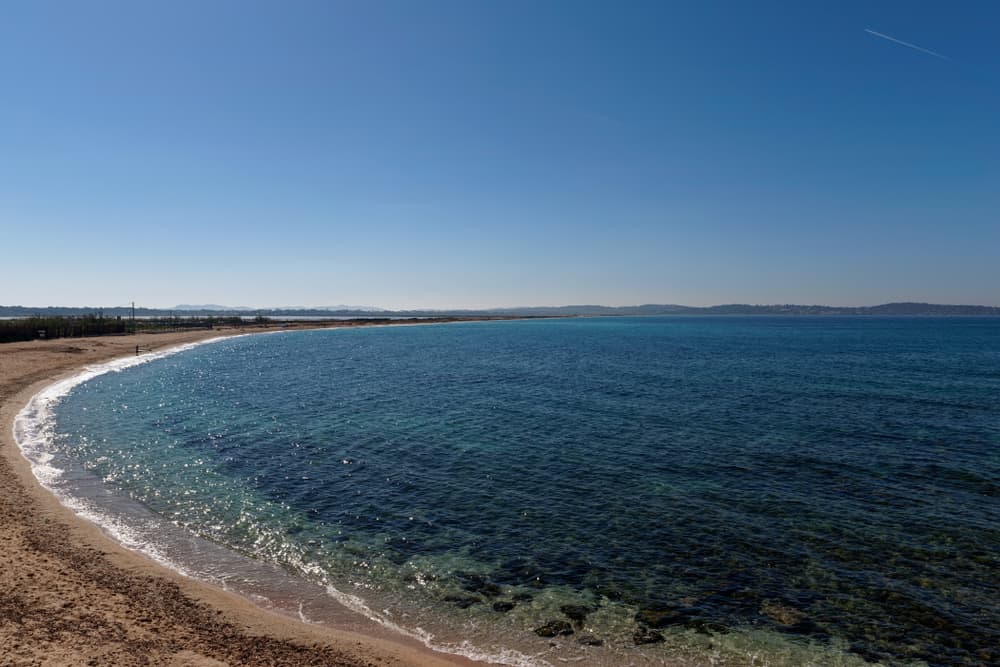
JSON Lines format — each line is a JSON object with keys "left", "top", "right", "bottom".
{"left": 14, "top": 317, "right": 999, "bottom": 667}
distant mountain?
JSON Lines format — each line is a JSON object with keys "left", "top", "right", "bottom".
{"left": 2, "top": 302, "right": 998, "bottom": 319}
{"left": 174, "top": 304, "right": 384, "bottom": 312}
{"left": 381, "top": 302, "right": 1000, "bottom": 317}
{"left": 310, "top": 305, "right": 385, "bottom": 312}
{"left": 173, "top": 304, "right": 254, "bottom": 311}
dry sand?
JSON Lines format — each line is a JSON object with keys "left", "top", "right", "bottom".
{"left": 0, "top": 324, "right": 482, "bottom": 667}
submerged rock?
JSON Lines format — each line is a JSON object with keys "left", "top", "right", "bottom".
{"left": 560, "top": 604, "right": 594, "bottom": 625}
{"left": 511, "top": 592, "right": 534, "bottom": 602}
{"left": 633, "top": 627, "right": 665, "bottom": 645}
{"left": 634, "top": 605, "right": 684, "bottom": 629}
{"left": 683, "top": 618, "right": 729, "bottom": 636}
{"left": 443, "top": 595, "right": 480, "bottom": 609}
{"left": 458, "top": 573, "right": 503, "bottom": 598}
{"left": 481, "top": 583, "right": 503, "bottom": 597}
{"left": 492, "top": 601, "right": 515, "bottom": 612}
{"left": 534, "top": 620, "right": 574, "bottom": 637}
{"left": 494, "top": 559, "right": 546, "bottom": 588}
{"left": 577, "top": 634, "right": 604, "bottom": 646}
{"left": 589, "top": 580, "right": 624, "bottom": 602}
{"left": 760, "top": 600, "right": 805, "bottom": 626}
{"left": 636, "top": 603, "right": 726, "bottom": 636}
{"left": 785, "top": 619, "right": 825, "bottom": 638}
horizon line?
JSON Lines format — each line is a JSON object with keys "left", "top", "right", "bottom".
{"left": 3, "top": 300, "right": 999, "bottom": 312}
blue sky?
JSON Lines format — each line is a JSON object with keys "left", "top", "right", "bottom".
{"left": 1, "top": 1, "right": 998, "bottom": 309}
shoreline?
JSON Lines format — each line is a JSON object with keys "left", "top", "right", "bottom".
{"left": 0, "top": 323, "right": 488, "bottom": 667}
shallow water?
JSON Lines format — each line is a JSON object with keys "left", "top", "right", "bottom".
{"left": 19, "top": 318, "right": 1000, "bottom": 666}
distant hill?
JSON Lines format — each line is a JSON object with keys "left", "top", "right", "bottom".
{"left": 2, "top": 302, "right": 998, "bottom": 318}
{"left": 173, "top": 304, "right": 254, "bottom": 311}
{"left": 173, "top": 304, "right": 384, "bottom": 312}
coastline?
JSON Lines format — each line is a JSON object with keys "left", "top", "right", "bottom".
{"left": 1, "top": 324, "right": 482, "bottom": 667}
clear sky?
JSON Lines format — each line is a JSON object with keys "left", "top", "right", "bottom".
{"left": 2, "top": 1, "right": 998, "bottom": 309}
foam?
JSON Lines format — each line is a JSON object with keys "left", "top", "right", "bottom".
{"left": 323, "top": 585, "right": 549, "bottom": 667}
{"left": 10, "top": 332, "right": 548, "bottom": 667}
{"left": 11, "top": 337, "right": 244, "bottom": 572}
{"left": 14, "top": 336, "right": 235, "bottom": 494}
{"left": 10, "top": 329, "right": 879, "bottom": 667}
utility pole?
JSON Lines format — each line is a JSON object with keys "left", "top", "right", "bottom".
{"left": 131, "top": 301, "right": 136, "bottom": 335}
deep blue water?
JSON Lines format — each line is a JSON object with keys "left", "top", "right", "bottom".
{"left": 41, "top": 318, "right": 1000, "bottom": 666}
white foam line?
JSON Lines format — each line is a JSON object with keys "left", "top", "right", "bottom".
{"left": 60, "top": 492, "right": 195, "bottom": 577}
{"left": 297, "top": 601, "right": 316, "bottom": 624}
{"left": 11, "top": 328, "right": 548, "bottom": 667}
{"left": 11, "top": 335, "right": 244, "bottom": 573}
{"left": 323, "top": 585, "right": 550, "bottom": 667}
{"left": 13, "top": 335, "right": 238, "bottom": 488}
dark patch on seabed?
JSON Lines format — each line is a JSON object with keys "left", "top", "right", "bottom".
{"left": 45, "top": 317, "right": 1000, "bottom": 665}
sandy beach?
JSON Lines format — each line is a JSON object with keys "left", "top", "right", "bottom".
{"left": 0, "top": 324, "right": 479, "bottom": 667}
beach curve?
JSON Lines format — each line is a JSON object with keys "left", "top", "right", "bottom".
{"left": 0, "top": 325, "right": 479, "bottom": 667}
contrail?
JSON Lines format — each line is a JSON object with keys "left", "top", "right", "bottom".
{"left": 864, "top": 28, "right": 953, "bottom": 62}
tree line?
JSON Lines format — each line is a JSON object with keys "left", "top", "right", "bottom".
{"left": 0, "top": 315, "right": 252, "bottom": 343}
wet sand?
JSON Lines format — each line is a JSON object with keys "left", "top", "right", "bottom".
{"left": 0, "top": 324, "right": 482, "bottom": 667}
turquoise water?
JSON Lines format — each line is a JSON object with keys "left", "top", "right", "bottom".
{"left": 25, "top": 318, "right": 1000, "bottom": 666}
